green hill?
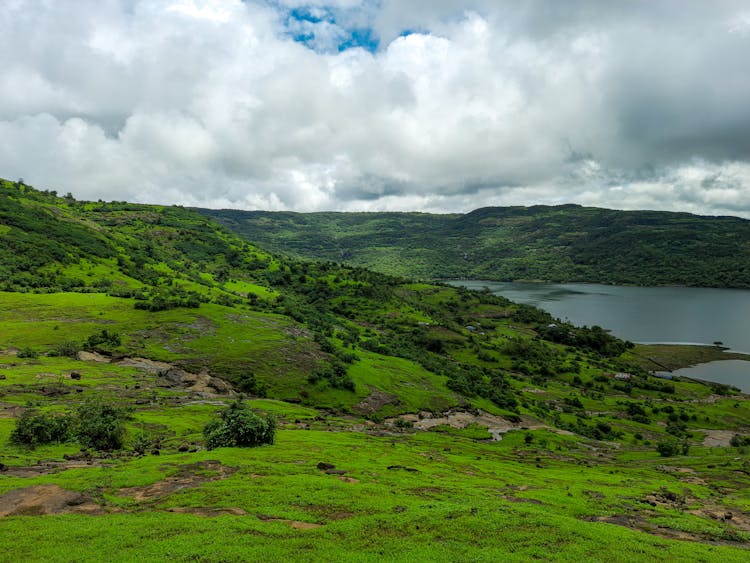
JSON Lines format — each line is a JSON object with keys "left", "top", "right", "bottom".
{"left": 200, "top": 205, "right": 750, "bottom": 288}
{"left": 2, "top": 178, "right": 750, "bottom": 560}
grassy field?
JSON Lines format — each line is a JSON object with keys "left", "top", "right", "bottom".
{"left": 2, "top": 342, "right": 749, "bottom": 561}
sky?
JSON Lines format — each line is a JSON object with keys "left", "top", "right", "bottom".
{"left": 2, "top": 0, "right": 750, "bottom": 216}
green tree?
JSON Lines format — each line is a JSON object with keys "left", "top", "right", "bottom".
{"left": 75, "top": 399, "right": 125, "bottom": 451}
{"left": 9, "top": 410, "right": 71, "bottom": 448}
{"left": 203, "top": 400, "right": 275, "bottom": 450}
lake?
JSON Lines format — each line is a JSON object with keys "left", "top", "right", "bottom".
{"left": 450, "top": 281, "right": 750, "bottom": 392}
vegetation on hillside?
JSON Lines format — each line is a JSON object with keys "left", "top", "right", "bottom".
{"left": 1, "top": 178, "right": 749, "bottom": 559}
{"left": 200, "top": 206, "right": 750, "bottom": 288}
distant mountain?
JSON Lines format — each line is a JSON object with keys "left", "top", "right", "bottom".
{"left": 199, "top": 205, "right": 750, "bottom": 288}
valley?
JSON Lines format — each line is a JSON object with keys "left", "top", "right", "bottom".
{"left": 1, "top": 179, "right": 749, "bottom": 561}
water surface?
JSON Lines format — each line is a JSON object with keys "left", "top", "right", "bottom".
{"left": 451, "top": 280, "right": 750, "bottom": 392}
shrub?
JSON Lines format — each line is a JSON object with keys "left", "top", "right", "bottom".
{"left": 9, "top": 410, "right": 71, "bottom": 447}
{"left": 84, "top": 329, "right": 121, "bottom": 352}
{"left": 730, "top": 434, "right": 750, "bottom": 448}
{"left": 394, "top": 418, "right": 414, "bottom": 429}
{"left": 48, "top": 341, "right": 81, "bottom": 358}
{"left": 75, "top": 399, "right": 126, "bottom": 451}
{"left": 307, "top": 362, "right": 355, "bottom": 391}
{"left": 17, "top": 347, "right": 39, "bottom": 359}
{"left": 656, "top": 441, "right": 679, "bottom": 457}
{"left": 203, "top": 400, "right": 275, "bottom": 450}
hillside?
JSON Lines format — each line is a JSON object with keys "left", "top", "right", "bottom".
{"left": 199, "top": 206, "right": 750, "bottom": 288}
{"left": 1, "top": 178, "right": 750, "bottom": 560}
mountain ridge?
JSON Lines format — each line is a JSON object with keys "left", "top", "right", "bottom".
{"left": 199, "top": 204, "right": 750, "bottom": 288}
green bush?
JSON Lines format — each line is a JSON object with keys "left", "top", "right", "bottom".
{"left": 84, "top": 329, "right": 121, "bottom": 352}
{"left": 9, "top": 410, "right": 71, "bottom": 447}
{"left": 203, "top": 400, "right": 275, "bottom": 450}
{"left": 730, "top": 434, "right": 750, "bottom": 448}
{"left": 656, "top": 441, "right": 680, "bottom": 457}
{"left": 17, "top": 347, "right": 39, "bottom": 359}
{"left": 75, "top": 399, "right": 126, "bottom": 451}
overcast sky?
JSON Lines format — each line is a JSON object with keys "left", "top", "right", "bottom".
{"left": 2, "top": 1, "right": 750, "bottom": 216}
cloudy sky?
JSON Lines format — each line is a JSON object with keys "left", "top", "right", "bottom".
{"left": 2, "top": 0, "right": 750, "bottom": 216}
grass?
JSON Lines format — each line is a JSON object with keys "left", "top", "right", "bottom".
{"left": 2, "top": 429, "right": 749, "bottom": 561}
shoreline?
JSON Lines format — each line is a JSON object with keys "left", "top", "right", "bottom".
{"left": 627, "top": 343, "right": 750, "bottom": 373}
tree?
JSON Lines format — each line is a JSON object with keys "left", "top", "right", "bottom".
{"left": 75, "top": 399, "right": 125, "bottom": 451}
{"left": 9, "top": 410, "right": 71, "bottom": 448}
{"left": 203, "top": 400, "right": 275, "bottom": 450}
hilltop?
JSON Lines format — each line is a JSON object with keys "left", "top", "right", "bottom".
{"left": 1, "top": 178, "right": 749, "bottom": 560}
{"left": 200, "top": 206, "right": 750, "bottom": 288}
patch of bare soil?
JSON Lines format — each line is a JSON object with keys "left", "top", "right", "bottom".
{"left": 2, "top": 460, "right": 99, "bottom": 478}
{"left": 0, "top": 485, "right": 102, "bottom": 517}
{"left": 118, "top": 460, "right": 236, "bottom": 502}
{"left": 302, "top": 504, "right": 354, "bottom": 521}
{"left": 657, "top": 465, "right": 707, "bottom": 485}
{"left": 504, "top": 496, "right": 543, "bottom": 504}
{"left": 590, "top": 505, "right": 750, "bottom": 545}
{"left": 117, "top": 357, "right": 174, "bottom": 373}
{"left": 284, "top": 326, "right": 312, "bottom": 338}
{"left": 587, "top": 514, "right": 701, "bottom": 542}
{"left": 353, "top": 388, "right": 400, "bottom": 414}
{"left": 256, "top": 514, "right": 322, "bottom": 529}
{"left": 701, "top": 430, "right": 735, "bottom": 447}
{"left": 0, "top": 403, "right": 25, "bottom": 418}
{"left": 166, "top": 507, "right": 248, "bottom": 516}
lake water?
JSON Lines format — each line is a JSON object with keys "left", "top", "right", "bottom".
{"left": 450, "top": 281, "right": 750, "bottom": 392}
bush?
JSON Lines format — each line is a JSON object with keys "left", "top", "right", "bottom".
{"left": 307, "top": 362, "right": 355, "bottom": 391}
{"left": 17, "top": 347, "right": 39, "bottom": 359}
{"left": 730, "top": 434, "right": 750, "bottom": 448}
{"left": 203, "top": 400, "right": 275, "bottom": 450}
{"left": 48, "top": 341, "right": 80, "bottom": 358}
{"left": 656, "top": 441, "right": 679, "bottom": 457}
{"left": 9, "top": 410, "right": 71, "bottom": 447}
{"left": 84, "top": 329, "right": 121, "bottom": 352}
{"left": 75, "top": 399, "right": 126, "bottom": 451}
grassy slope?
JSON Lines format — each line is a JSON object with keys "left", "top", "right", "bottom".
{"left": 200, "top": 206, "right": 750, "bottom": 288}
{"left": 1, "top": 179, "right": 750, "bottom": 559}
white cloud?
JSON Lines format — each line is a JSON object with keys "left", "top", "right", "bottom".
{"left": 0, "top": 0, "right": 749, "bottom": 217}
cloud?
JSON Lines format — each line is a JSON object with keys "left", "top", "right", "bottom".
{"left": 1, "top": 0, "right": 750, "bottom": 217}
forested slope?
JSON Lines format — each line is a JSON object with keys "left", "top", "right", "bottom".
{"left": 200, "top": 205, "right": 750, "bottom": 287}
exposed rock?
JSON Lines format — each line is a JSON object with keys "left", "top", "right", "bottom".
{"left": 353, "top": 388, "right": 399, "bottom": 414}
{"left": 77, "top": 351, "right": 110, "bottom": 363}
{"left": 0, "top": 485, "right": 102, "bottom": 517}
